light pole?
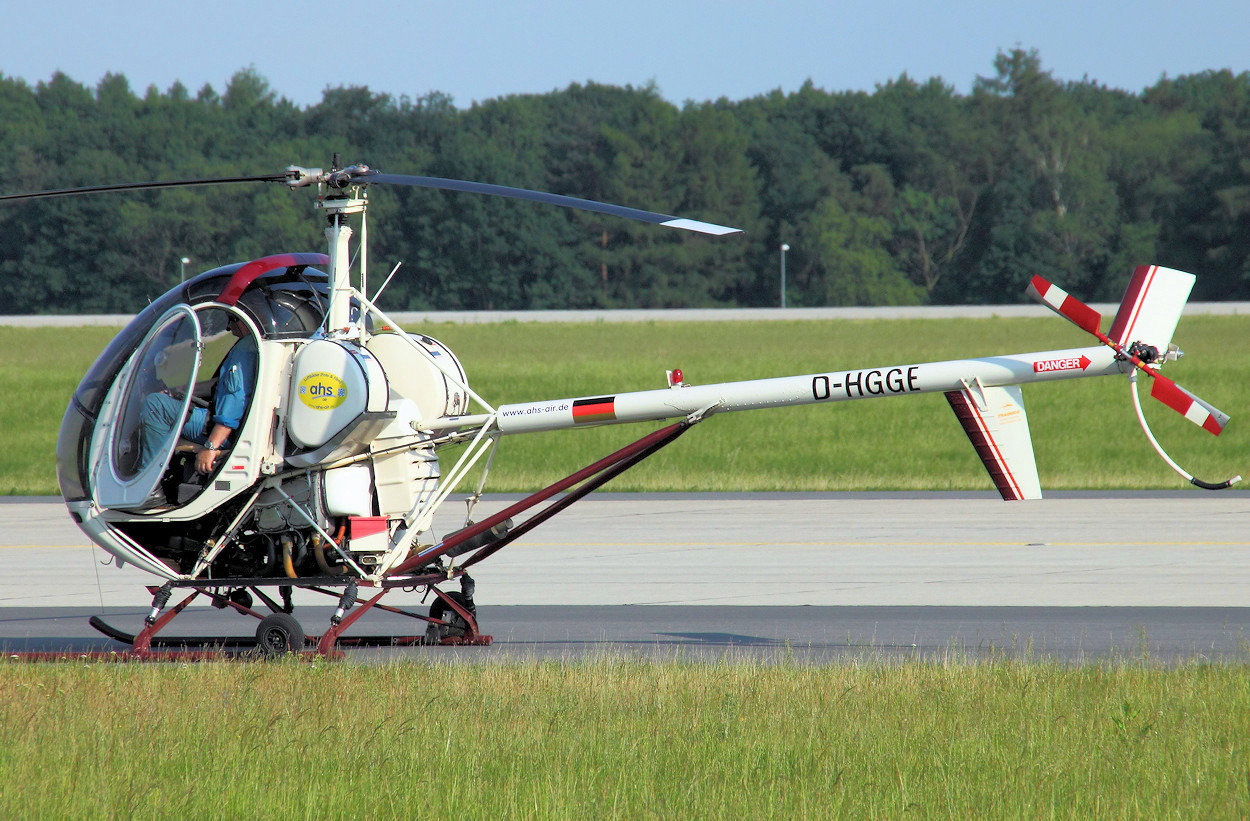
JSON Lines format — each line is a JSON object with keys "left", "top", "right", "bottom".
{"left": 779, "top": 244, "right": 789, "bottom": 309}
{"left": 180, "top": 256, "right": 190, "bottom": 284}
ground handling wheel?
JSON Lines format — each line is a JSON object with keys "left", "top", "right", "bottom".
{"left": 425, "top": 591, "right": 475, "bottom": 644}
{"left": 256, "top": 612, "right": 305, "bottom": 657}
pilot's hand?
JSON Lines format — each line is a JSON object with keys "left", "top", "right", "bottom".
{"left": 195, "top": 447, "right": 220, "bottom": 475}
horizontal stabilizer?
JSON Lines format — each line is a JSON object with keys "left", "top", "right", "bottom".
{"left": 946, "top": 384, "right": 1042, "bottom": 500}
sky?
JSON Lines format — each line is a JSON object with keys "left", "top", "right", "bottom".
{"left": 5, "top": 1, "right": 1249, "bottom": 109}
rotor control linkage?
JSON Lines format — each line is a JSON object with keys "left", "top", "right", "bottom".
{"left": 331, "top": 581, "right": 358, "bottom": 626}
{"left": 1124, "top": 341, "right": 1161, "bottom": 365}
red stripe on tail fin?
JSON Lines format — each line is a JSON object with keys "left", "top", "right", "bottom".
{"left": 1108, "top": 265, "right": 1194, "bottom": 352}
{"left": 945, "top": 385, "right": 1042, "bottom": 500}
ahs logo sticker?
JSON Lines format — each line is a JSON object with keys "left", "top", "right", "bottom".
{"left": 298, "top": 371, "right": 348, "bottom": 410}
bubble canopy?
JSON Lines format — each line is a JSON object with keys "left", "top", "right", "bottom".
{"left": 56, "top": 255, "right": 331, "bottom": 502}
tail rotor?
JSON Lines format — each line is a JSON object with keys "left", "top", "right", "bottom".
{"left": 1027, "top": 268, "right": 1241, "bottom": 489}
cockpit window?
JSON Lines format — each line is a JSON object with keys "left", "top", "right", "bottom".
{"left": 198, "top": 309, "right": 241, "bottom": 381}
{"left": 112, "top": 312, "right": 200, "bottom": 479}
{"left": 88, "top": 303, "right": 265, "bottom": 511}
{"left": 236, "top": 284, "right": 328, "bottom": 339}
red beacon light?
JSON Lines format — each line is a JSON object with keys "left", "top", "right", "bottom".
{"left": 666, "top": 368, "right": 685, "bottom": 388}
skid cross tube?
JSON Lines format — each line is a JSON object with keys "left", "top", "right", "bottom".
{"left": 310, "top": 586, "right": 483, "bottom": 654}
{"left": 389, "top": 419, "right": 693, "bottom": 577}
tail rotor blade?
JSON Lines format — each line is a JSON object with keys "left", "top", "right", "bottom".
{"left": 1026, "top": 275, "right": 1104, "bottom": 336}
{"left": 1150, "top": 374, "right": 1230, "bottom": 435}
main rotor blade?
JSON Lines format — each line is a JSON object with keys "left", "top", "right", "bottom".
{"left": 2, "top": 165, "right": 745, "bottom": 235}
{"left": 347, "top": 171, "right": 744, "bottom": 236}
{"left": 0, "top": 174, "right": 290, "bottom": 203}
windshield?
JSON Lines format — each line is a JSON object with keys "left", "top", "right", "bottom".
{"left": 112, "top": 312, "right": 201, "bottom": 478}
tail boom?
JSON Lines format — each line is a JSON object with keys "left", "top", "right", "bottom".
{"left": 496, "top": 346, "right": 1119, "bottom": 434}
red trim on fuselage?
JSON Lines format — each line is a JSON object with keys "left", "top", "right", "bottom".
{"left": 217, "top": 253, "right": 330, "bottom": 306}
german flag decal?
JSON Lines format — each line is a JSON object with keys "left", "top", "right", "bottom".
{"left": 572, "top": 396, "right": 616, "bottom": 424}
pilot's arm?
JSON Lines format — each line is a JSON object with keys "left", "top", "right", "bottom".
{"left": 196, "top": 334, "right": 256, "bottom": 474}
{"left": 196, "top": 424, "right": 233, "bottom": 474}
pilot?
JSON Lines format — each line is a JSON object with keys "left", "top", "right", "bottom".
{"left": 139, "top": 314, "right": 258, "bottom": 474}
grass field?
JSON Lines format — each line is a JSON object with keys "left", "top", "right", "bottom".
{"left": 2, "top": 317, "right": 1247, "bottom": 817}
{"left": 1, "top": 315, "right": 1245, "bottom": 495}
{"left": 0, "top": 657, "right": 1247, "bottom": 818}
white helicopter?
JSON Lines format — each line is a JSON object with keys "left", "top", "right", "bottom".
{"left": 4, "top": 159, "right": 1240, "bottom": 657}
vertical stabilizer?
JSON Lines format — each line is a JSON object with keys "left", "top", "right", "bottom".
{"left": 1108, "top": 265, "right": 1195, "bottom": 353}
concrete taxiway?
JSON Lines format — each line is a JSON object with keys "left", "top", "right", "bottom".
{"left": 2, "top": 492, "right": 1247, "bottom": 662}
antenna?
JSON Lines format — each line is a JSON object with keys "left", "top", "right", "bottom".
{"left": 372, "top": 262, "right": 404, "bottom": 305}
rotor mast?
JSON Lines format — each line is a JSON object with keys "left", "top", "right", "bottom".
{"left": 319, "top": 192, "right": 366, "bottom": 334}
{"left": 284, "top": 161, "right": 371, "bottom": 336}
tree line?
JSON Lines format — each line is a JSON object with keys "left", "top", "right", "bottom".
{"left": 1, "top": 49, "right": 1247, "bottom": 313}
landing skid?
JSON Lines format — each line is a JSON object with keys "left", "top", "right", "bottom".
{"left": 0, "top": 583, "right": 491, "bottom": 662}
{"left": 88, "top": 615, "right": 257, "bottom": 648}
{"left": 86, "top": 615, "right": 489, "bottom": 653}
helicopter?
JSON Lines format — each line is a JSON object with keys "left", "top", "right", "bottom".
{"left": 3, "top": 159, "right": 1241, "bottom": 658}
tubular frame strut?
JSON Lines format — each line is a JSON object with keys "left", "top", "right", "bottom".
{"left": 390, "top": 418, "right": 695, "bottom": 576}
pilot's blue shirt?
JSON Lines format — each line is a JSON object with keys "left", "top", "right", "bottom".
{"left": 137, "top": 333, "right": 258, "bottom": 468}
{"left": 212, "top": 335, "right": 258, "bottom": 430}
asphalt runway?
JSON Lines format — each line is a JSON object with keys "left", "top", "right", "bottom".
{"left": 5, "top": 604, "right": 1248, "bottom": 665}
{"left": 2, "top": 492, "right": 1248, "bottom": 663}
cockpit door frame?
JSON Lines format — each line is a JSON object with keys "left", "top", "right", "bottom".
{"left": 89, "top": 304, "right": 203, "bottom": 510}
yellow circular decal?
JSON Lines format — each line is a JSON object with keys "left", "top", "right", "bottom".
{"left": 297, "top": 372, "right": 348, "bottom": 410}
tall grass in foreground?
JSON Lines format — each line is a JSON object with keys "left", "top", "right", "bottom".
{"left": 1, "top": 657, "right": 1248, "bottom": 818}
{"left": 2, "top": 316, "right": 1245, "bottom": 494}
